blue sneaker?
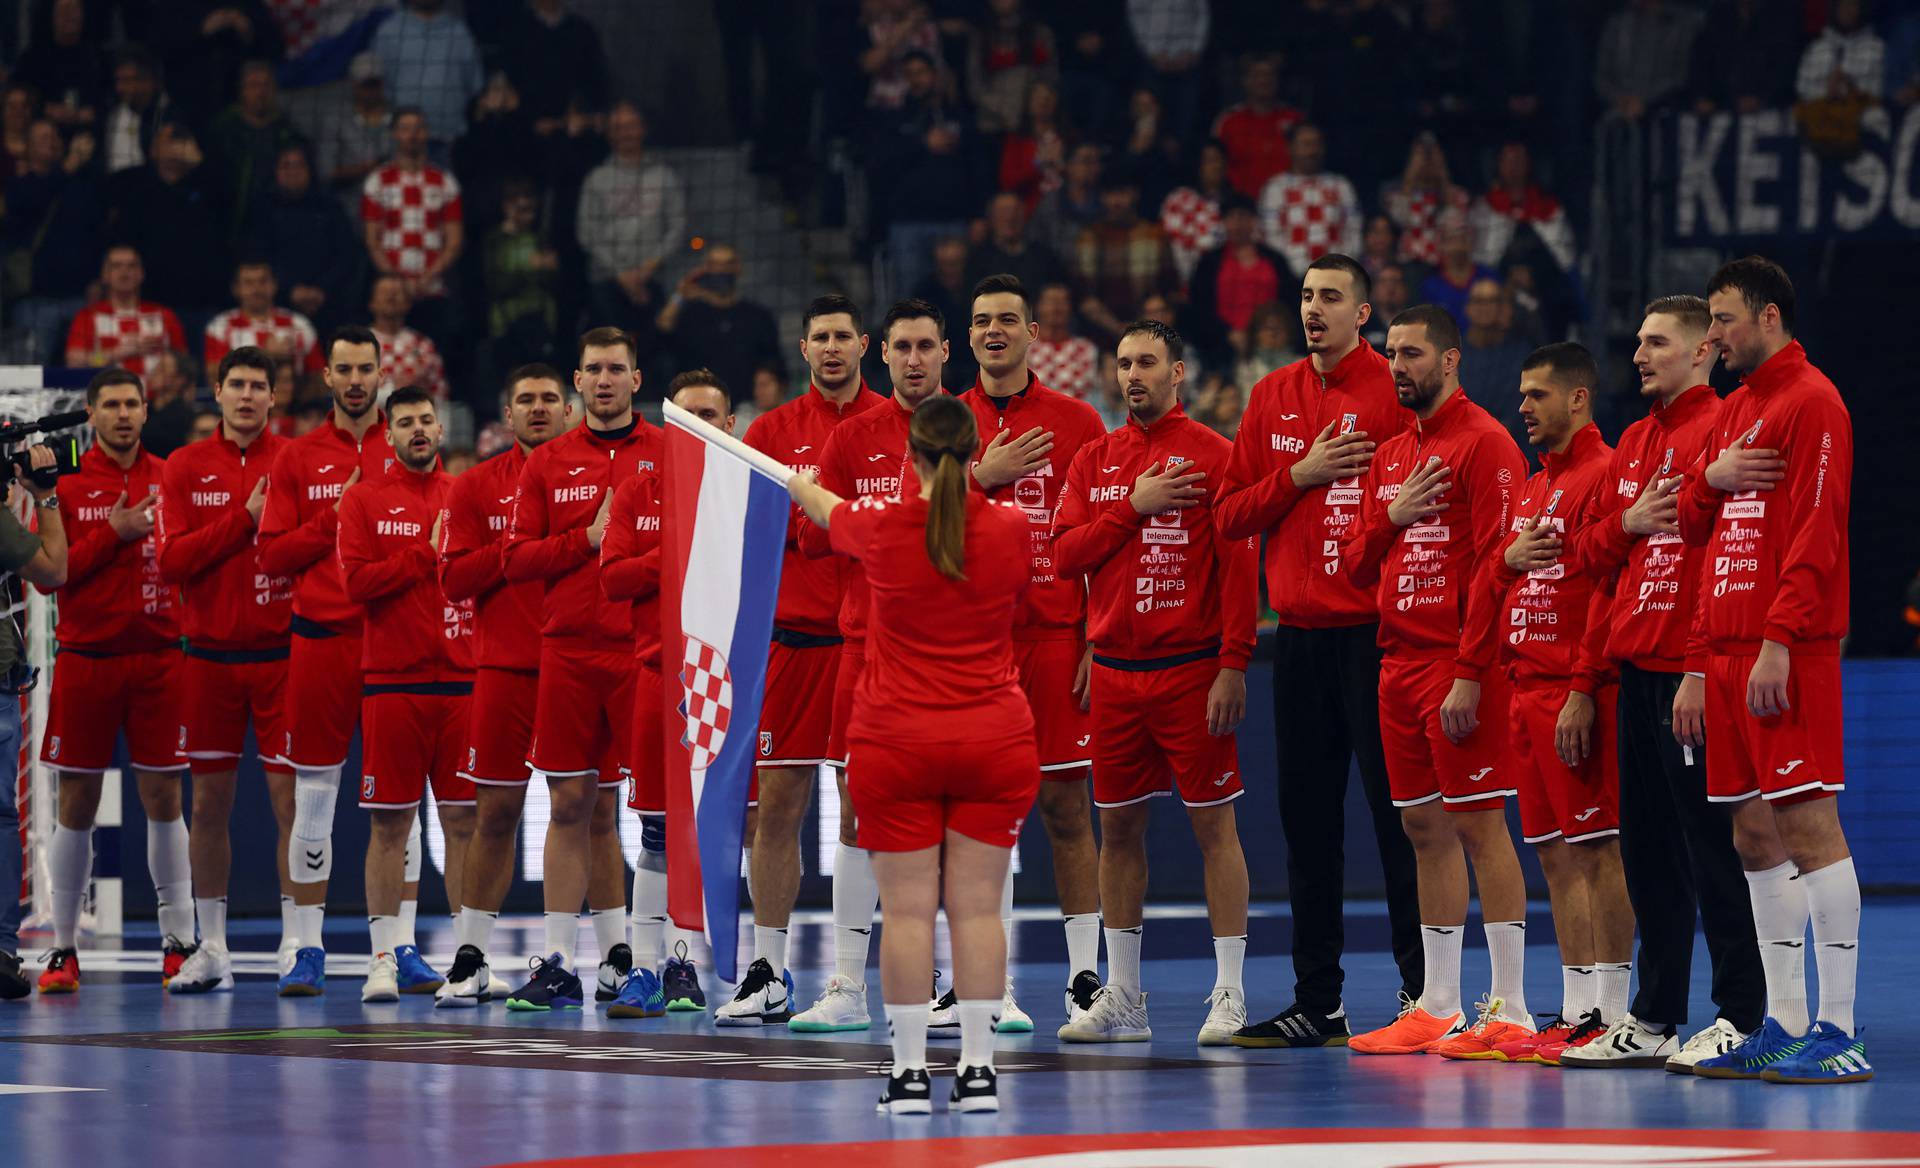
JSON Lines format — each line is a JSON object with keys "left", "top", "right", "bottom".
{"left": 277, "top": 947, "right": 326, "bottom": 997}
{"left": 1761, "top": 1021, "right": 1873, "bottom": 1084}
{"left": 394, "top": 945, "right": 444, "bottom": 995}
{"left": 662, "top": 942, "right": 706, "bottom": 1011}
{"left": 608, "top": 967, "right": 666, "bottom": 1018}
{"left": 505, "top": 954, "right": 584, "bottom": 1012}
{"left": 1693, "top": 1016, "right": 1810, "bottom": 1079}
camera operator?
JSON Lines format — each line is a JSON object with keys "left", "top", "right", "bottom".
{"left": 1, "top": 443, "right": 69, "bottom": 1000}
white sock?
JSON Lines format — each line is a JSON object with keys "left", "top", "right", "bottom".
{"left": 279, "top": 894, "right": 299, "bottom": 950}
{"left": 1064, "top": 912, "right": 1101, "bottom": 979}
{"left": 591, "top": 906, "right": 627, "bottom": 963}
{"left": 543, "top": 911, "right": 578, "bottom": 969}
{"left": 1104, "top": 925, "right": 1143, "bottom": 993}
{"left": 48, "top": 825, "right": 91, "bottom": 950}
{"left": 396, "top": 900, "right": 417, "bottom": 948}
{"left": 1484, "top": 921, "right": 1529, "bottom": 1020}
{"left": 1594, "top": 962, "right": 1631, "bottom": 1024}
{"left": 1562, "top": 965, "right": 1595, "bottom": 1020}
{"left": 631, "top": 865, "right": 669, "bottom": 970}
{"left": 295, "top": 905, "right": 326, "bottom": 952}
{"left": 369, "top": 915, "right": 401, "bottom": 957}
{"left": 147, "top": 817, "right": 193, "bottom": 941}
{"left": 196, "top": 896, "right": 228, "bottom": 948}
{"left": 666, "top": 921, "right": 707, "bottom": 967}
{"left": 886, "top": 1002, "right": 930, "bottom": 1072}
{"left": 832, "top": 844, "right": 877, "bottom": 983}
{"left": 1421, "top": 924, "right": 1464, "bottom": 1017}
{"left": 742, "top": 845, "right": 754, "bottom": 903}
{"left": 455, "top": 907, "right": 497, "bottom": 954}
{"left": 958, "top": 998, "right": 999, "bottom": 1069}
{"left": 754, "top": 924, "right": 789, "bottom": 972}
{"left": 1802, "top": 857, "right": 1861, "bottom": 1034}
{"left": 1001, "top": 864, "right": 1016, "bottom": 949}
{"left": 1746, "top": 860, "right": 1810, "bottom": 1033}
{"left": 1212, "top": 935, "right": 1246, "bottom": 994}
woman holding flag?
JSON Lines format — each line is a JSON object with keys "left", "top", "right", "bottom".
{"left": 788, "top": 392, "right": 1041, "bottom": 1116}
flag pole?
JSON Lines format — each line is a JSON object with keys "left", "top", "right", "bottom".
{"left": 663, "top": 400, "right": 795, "bottom": 486}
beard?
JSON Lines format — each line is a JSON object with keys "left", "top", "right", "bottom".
{"left": 1396, "top": 368, "right": 1445, "bottom": 412}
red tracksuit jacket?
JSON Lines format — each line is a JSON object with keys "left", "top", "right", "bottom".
{"left": 1339, "top": 387, "right": 1525, "bottom": 680}
{"left": 1489, "top": 423, "right": 1616, "bottom": 693}
{"left": 742, "top": 382, "right": 884, "bottom": 638}
{"left": 600, "top": 469, "right": 663, "bottom": 670}
{"left": 959, "top": 374, "right": 1107, "bottom": 641}
{"left": 258, "top": 414, "right": 393, "bottom": 634}
{"left": 440, "top": 445, "right": 542, "bottom": 672}
{"left": 157, "top": 427, "right": 291, "bottom": 651}
{"left": 1218, "top": 342, "right": 1414, "bottom": 628}
{"left": 43, "top": 444, "right": 176, "bottom": 653}
{"left": 337, "top": 464, "right": 472, "bottom": 683}
{"left": 799, "top": 394, "right": 920, "bottom": 648}
{"left": 1052, "top": 404, "right": 1258, "bottom": 669}
{"left": 503, "top": 419, "right": 661, "bottom": 651}
{"left": 1562, "top": 384, "right": 1721, "bottom": 673}
{"left": 1677, "top": 341, "right": 1851, "bottom": 656}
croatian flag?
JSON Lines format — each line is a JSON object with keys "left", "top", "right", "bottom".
{"left": 659, "top": 401, "right": 792, "bottom": 982}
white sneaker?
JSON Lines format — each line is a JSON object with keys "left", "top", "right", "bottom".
{"left": 167, "top": 943, "right": 233, "bottom": 995}
{"left": 1057, "top": 983, "right": 1151, "bottom": 1043}
{"left": 1197, "top": 987, "right": 1247, "bottom": 1046}
{"left": 362, "top": 953, "right": 400, "bottom": 1003}
{"left": 713, "top": 958, "right": 792, "bottom": 1026}
{"left": 276, "top": 940, "right": 300, "bottom": 978}
{"left": 1559, "top": 1013, "right": 1679, "bottom": 1069}
{"left": 927, "top": 984, "right": 960, "bottom": 1040}
{"left": 789, "top": 974, "right": 870, "bottom": 1032}
{"left": 998, "top": 977, "right": 1033, "bottom": 1033}
{"left": 435, "top": 945, "right": 491, "bottom": 1009}
{"left": 1666, "top": 1017, "right": 1747, "bottom": 1074}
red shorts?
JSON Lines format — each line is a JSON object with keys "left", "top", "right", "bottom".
{"left": 180, "top": 651, "right": 291, "bottom": 777}
{"left": 626, "top": 665, "right": 665, "bottom": 814}
{"left": 1378, "top": 656, "right": 1515, "bottom": 811}
{"left": 42, "top": 648, "right": 185, "bottom": 772}
{"left": 845, "top": 732, "right": 1040, "bottom": 852}
{"left": 528, "top": 645, "right": 634, "bottom": 787}
{"left": 1090, "top": 657, "right": 1242, "bottom": 809}
{"left": 825, "top": 647, "right": 866, "bottom": 767}
{"left": 1510, "top": 681, "right": 1621, "bottom": 844}
{"left": 461, "top": 668, "right": 539, "bottom": 785}
{"left": 754, "top": 639, "right": 838, "bottom": 769}
{"left": 1705, "top": 652, "right": 1845, "bottom": 805}
{"left": 358, "top": 690, "right": 476, "bottom": 809}
{"left": 283, "top": 629, "right": 364, "bottom": 768}
{"left": 1015, "top": 638, "right": 1094, "bottom": 776}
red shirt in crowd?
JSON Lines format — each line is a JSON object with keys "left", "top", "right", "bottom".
{"left": 799, "top": 395, "right": 920, "bottom": 648}
{"left": 361, "top": 163, "right": 462, "bottom": 296}
{"left": 204, "top": 308, "right": 323, "bottom": 375}
{"left": 41, "top": 444, "right": 176, "bottom": 654}
{"left": 1052, "top": 404, "right": 1258, "bottom": 669}
{"left": 337, "top": 463, "right": 471, "bottom": 684}
{"left": 601, "top": 468, "right": 663, "bottom": 670}
{"left": 258, "top": 414, "right": 394, "bottom": 634}
{"left": 156, "top": 427, "right": 291, "bottom": 651}
{"left": 1211, "top": 102, "right": 1303, "bottom": 198}
{"left": 64, "top": 300, "right": 187, "bottom": 379}
{"left": 440, "top": 444, "right": 542, "bottom": 671}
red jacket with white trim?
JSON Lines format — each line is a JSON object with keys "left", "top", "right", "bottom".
{"left": 257, "top": 413, "right": 394, "bottom": 633}
{"left": 337, "top": 463, "right": 472, "bottom": 683}
{"left": 439, "top": 444, "right": 541, "bottom": 671}
{"left": 42, "top": 443, "right": 176, "bottom": 653}
{"left": 156, "top": 427, "right": 291, "bottom": 651}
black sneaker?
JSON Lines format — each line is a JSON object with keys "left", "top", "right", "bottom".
{"left": 1230, "top": 1001, "right": 1352, "bottom": 1048}
{"left": 0, "top": 951, "right": 29, "bottom": 1001}
{"left": 949, "top": 1064, "right": 999, "bottom": 1113}
{"left": 876, "top": 1067, "right": 933, "bottom": 1115}
{"left": 662, "top": 941, "right": 706, "bottom": 1011}
{"left": 505, "top": 953, "right": 584, "bottom": 1011}
{"left": 596, "top": 942, "right": 633, "bottom": 1002}
{"left": 1064, "top": 969, "right": 1103, "bottom": 1021}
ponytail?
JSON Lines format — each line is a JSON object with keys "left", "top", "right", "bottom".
{"left": 908, "top": 394, "right": 979, "bottom": 582}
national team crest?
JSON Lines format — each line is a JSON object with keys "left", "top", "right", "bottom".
{"left": 759, "top": 731, "right": 773, "bottom": 758}
{"left": 677, "top": 635, "right": 734, "bottom": 772}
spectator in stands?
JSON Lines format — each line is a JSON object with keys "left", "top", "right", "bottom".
{"left": 654, "top": 243, "right": 784, "bottom": 407}
{"left": 1290, "top": 0, "right": 1409, "bottom": 197}
{"left": 1032, "top": 141, "right": 1104, "bottom": 260}
{"left": 136, "top": 350, "right": 199, "bottom": 456}
{"left": 1382, "top": 131, "right": 1469, "bottom": 267}
{"left": 64, "top": 244, "right": 187, "bottom": 378}
{"left": 1160, "top": 139, "right": 1229, "bottom": 285}
{"left": 966, "top": 192, "right": 1070, "bottom": 296}
{"left": 1193, "top": 373, "right": 1244, "bottom": 438}
{"left": 1458, "top": 276, "right": 1532, "bottom": 454}
{"left": 1418, "top": 212, "right": 1496, "bottom": 331}
{"left": 578, "top": 101, "right": 685, "bottom": 357}
{"left": 456, "top": 70, "right": 543, "bottom": 224}
{"left": 1028, "top": 281, "right": 1101, "bottom": 402}
{"left": 1359, "top": 213, "right": 1399, "bottom": 276}
{"left": 204, "top": 259, "right": 322, "bottom": 376}
{"left": 1470, "top": 140, "right": 1576, "bottom": 275}
{"left": 1688, "top": 0, "right": 1798, "bottom": 116}
{"left": 1258, "top": 122, "right": 1362, "bottom": 278}
{"left": 371, "top": 0, "right": 485, "bottom": 151}
{"left": 1235, "top": 302, "right": 1303, "bottom": 390}
{"left": 151, "top": 2, "right": 282, "bottom": 132}
{"left": 860, "top": 0, "right": 944, "bottom": 111}
{"left": 1075, "top": 168, "right": 1177, "bottom": 343}
{"left": 321, "top": 53, "right": 392, "bottom": 211}
{"left": 505, "top": 0, "right": 612, "bottom": 130}
{"left": 910, "top": 236, "right": 978, "bottom": 390}
{"left": 367, "top": 275, "right": 450, "bottom": 403}
{"left": 1114, "top": 85, "right": 1183, "bottom": 210}
{"left": 1595, "top": 0, "right": 1704, "bottom": 121}
{"left": 2, "top": 118, "right": 107, "bottom": 359}
{"left": 206, "top": 60, "right": 302, "bottom": 242}
{"left": 1405, "top": 0, "right": 1480, "bottom": 145}
{"left": 109, "top": 121, "right": 230, "bottom": 313}
{"left": 734, "top": 359, "right": 789, "bottom": 431}
{"left": 1185, "top": 195, "right": 1291, "bottom": 371}
{"left": 101, "top": 46, "right": 171, "bottom": 175}
{"left": 1051, "top": 5, "right": 1127, "bottom": 137}
{"left": 869, "top": 49, "right": 975, "bottom": 297}
{"left": 361, "top": 108, "right": 464, "bottom": 341}
{"left": 1797, "top": 0, "right": 1885, "bottom": 103}
{"left": 482, "top": 177, "right": 560, "bottom": 371}
{"left": 1212, "top": 54, "right": 1302, "bottom": 198}
{"left": 1362, "top": 263, "right": 1410, "bottom": 349}
{"left": 244, "top": 142, "right": 361, "bottom": 333}
{"left": 9, "top": 0, "right": 106, "bottom": 134}
{"left": 187, "top": 407, "right": 221, "bottom": 444}
{"left": 1126, "top": 0, "right": 1209, "bottom": 139}
{"left": 999, "top": 80, "right": 1073, "bottom": 213}
{"left": 967, "top": 0, "right": 1057, "bottom": 135}
{"left": 3, "top": 84, "right": 39, "bottom": 177}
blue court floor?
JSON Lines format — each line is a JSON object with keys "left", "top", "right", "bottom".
{"left": 2, "top": 900, "right": 1912, "bottom": 1167}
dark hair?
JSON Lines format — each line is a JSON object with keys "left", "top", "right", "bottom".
{"left": 216, "top": 345, "right": 276, "bottom": 388}
{"left": 881, "top": 297, "right": 945, "bottom": 341}
{"left": 1644, "top": 293, "right": 1711, "bottom": 336}
{"left": 115, "top": 45, "right": 159, "bottom": 77}
{"left": 803, "top": 293, "right": 863, "bottom": 335}
{"left": 1119, "top": 318, "right": 1185, "bottom": 363}
{"left": 1388, "top": 304, "right": 1462, "bottom": 353}
{"left": 233, "top": 256, "right": 274, "bottom": 276}
{"left": 970, "top": 273, "right": 1031, "bottom": 322}
{"left": 392, "top": 104, "right": 428, "bottom": 126}
{"left": 1521, "top": 341, "right": 1598, "bottom": 392}
{"left": 1305, "top": 253, "right": 1372, "bottom": 303}
{"left": 500, "top": 175, "right": 540, "bottom": 203}
{"left": 324, "top": 324, "right": 381, "bottom": 366}
{"left": 578, "top": 325, "right": 639, "bottom": 368}
{"left": 385, "top": 385, "right": 436, "bottom": 413}
{"left": 504, "top": 362, "right": 566, "bottom": 397}
{"left": 901, "top": 49, "right": 936, "bottom": 71}
{"left": 669, "top": 367, "right": 732, "bottom": 412}
{"left": 1220, "top": 192, "right": 1258, "bottom": 216}
{"left": 1706, "top": 255, "right": 1795, "bottom": 334}
{"left": 909, "top": 394, "right": 979, "bottom": 582}
{"left": 86, "top": 366, "right": 144, "bottom": 406}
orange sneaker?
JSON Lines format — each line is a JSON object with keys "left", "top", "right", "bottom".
{"left": 1434, "top": 996, "right": 1534, "bottom": 1060}
{"left": 1492, "top": 1015, "right": 1573, "bottom": 1063}
{"left": 37, "top": 948, "right": 79, "bottom": 994}
{"left": 1350, "top": 993, "right": 1466, "bottom": 1055}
